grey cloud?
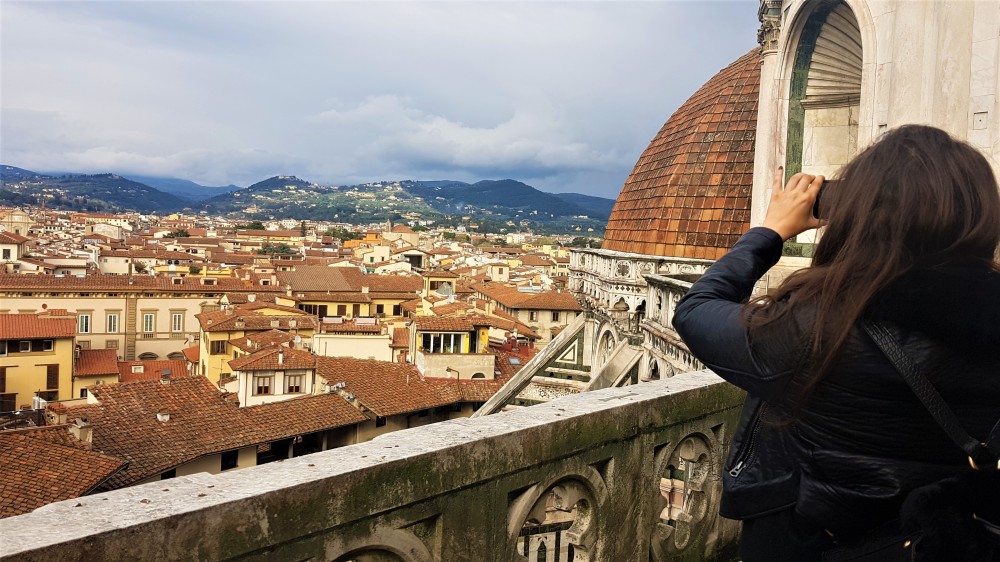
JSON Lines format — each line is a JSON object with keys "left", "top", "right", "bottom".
{"left": 1, "top": 1, "right": 759, "bottom": 198}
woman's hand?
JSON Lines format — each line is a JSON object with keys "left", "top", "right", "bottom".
{"left": 762, "top": 168, "right": 826, "bottom": 241}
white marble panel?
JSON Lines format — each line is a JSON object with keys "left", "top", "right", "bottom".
{"left": 874, "top": 8, "right": 896, "bottom": 63}
{"left": 970, "top": 37, "right": 998, "bottom": 98}
{"left": 806, "top": 124, "right": 854, "bottom": 166}
{"left": 972, "top": 0, "right": 1000, "bottom": 43}
{"left": 874, "top": 62, "right": 893, "bottom": 115}
{"left": 971, "top": 94, "right": 996, "bottom": 114}
{"left": 805, "top": 106, "right": 852, "bottom": 127}
{"left": 968, "top": 127, "right": 990, "bottom": 149}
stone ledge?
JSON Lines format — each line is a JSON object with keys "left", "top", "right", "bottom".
{"left": 0, "top": 370, "right": 742, "bottom": 562}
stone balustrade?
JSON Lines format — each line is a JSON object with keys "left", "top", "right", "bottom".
{"left": 0, "top": 370, "right": 743, "bottom": 562}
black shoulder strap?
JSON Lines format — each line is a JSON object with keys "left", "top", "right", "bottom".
{"left": 861, "top": 318, "right": 999, "bottom": 468}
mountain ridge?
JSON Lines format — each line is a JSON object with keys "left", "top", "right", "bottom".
{"left": 1, "top": 165, "right": 614, "bottom": 232}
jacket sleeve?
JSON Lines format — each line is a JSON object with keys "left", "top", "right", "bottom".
{"left": 671, "top": 227, "right": 794, "bottom": 400}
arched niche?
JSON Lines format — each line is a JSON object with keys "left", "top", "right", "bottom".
{"left": 782, "top": 1, "right": 865, "bottom": 249}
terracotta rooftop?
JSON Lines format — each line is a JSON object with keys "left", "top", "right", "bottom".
{"left": 196, "top": 309, "right": 318, "bottom": 333}
{"left": 244, "top": 393, "right": 368, "bottom": 442}
{"left": 182, "top": 345, "right": 200, "bottom": 363}
{"left": 76, "top": 349, "right": 120, "bottom": 376}
{"left": 0, "top": 314, "right": 76, "bottom": 339}
{"left": 229, "top": 347, "right": 316, "bottom": 372}
{"left": 65, "top": 376, "right": 266, "bottom": 489}
{"left": 118, "top": 360, "right": 190, "bottom": 383}
{"left": 390, "top": 327, "right": 409, "bottom": 349}
{"left": 318, "top": 320, "right": 383, "bottom": 334}
{"left": 0, "top": 232, "right": 30, "bottom": 244}
{"left": 0, "top": 273, "right": 281, "bottom": 294}
{"left": 603, "top": 48, "right": 760, "bottom": 259}
{"left": 316, "top": 357, "right": 458, "bottom": 416}
{"left": 0, "top": 428, "right": 126, "bottom": 518}
{"left": 472, "top": 283, "right": 581, "bottom": 311}
{"left": 412, "top": 316, "right": 476, "bottom": 332}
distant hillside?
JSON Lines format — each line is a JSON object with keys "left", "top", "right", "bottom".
{"left": 124, "top": 175, "right": 241, "bottom": 201}
{"left": 406, "top": 179, "right": 595, "bottom": 218}
{"left": 1, "top": 165, "right": 49, "bottom": 182}
{"left": 1, "top": 168, "right": 189, "bottom": 213}
{"left": 550, "top": 192, "right": 616, "bottom": 220}
{"left": 0, "top": 165, "right": 606, "bottom": 233}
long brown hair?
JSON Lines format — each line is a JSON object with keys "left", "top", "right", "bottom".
{"left": 747, "top": 124, "right": 1000, "bottom": 399}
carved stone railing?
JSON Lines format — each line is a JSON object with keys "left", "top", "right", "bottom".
{"left": 570, "top": 248, "right": 712, "bottom": 339}
{"left": 642, "top": 274, "right": 704, "bottom": 378}
{"left": 0, "top": 370, "right": 743, "bottom": 562}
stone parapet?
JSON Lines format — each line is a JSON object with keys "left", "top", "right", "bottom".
{"left": 0, "top": 370, "right": 743, "bottom": 562}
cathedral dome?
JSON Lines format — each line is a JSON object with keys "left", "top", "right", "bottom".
{"left": 603, "top": 48, "right": 761, "bottom": 259}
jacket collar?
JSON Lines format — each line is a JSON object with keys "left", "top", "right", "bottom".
{"left": 868, "top": 265, "right": 1000, "bottom": 357}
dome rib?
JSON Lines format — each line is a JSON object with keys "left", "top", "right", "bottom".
{"left": 603, "top": 48, "right": 761, "bottom": 259}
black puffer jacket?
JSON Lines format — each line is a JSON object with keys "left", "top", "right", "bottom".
{"left": 672, "top": 227, "right": 1000, "bottom": 535}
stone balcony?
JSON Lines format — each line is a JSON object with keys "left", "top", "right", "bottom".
{"left": 0, "top": 370, "right": 743, "bottom": 562}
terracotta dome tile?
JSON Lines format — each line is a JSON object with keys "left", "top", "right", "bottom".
{"left": 603, "top": 49, "right": 759, "bottom": 259}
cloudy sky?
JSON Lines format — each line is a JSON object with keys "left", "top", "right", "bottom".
{"left": 1, "top": 1, "right": 758, "bottom": 198}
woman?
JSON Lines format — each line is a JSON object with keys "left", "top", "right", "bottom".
{"left": 672, "top": 125, "right": 1000, "bottom": 561}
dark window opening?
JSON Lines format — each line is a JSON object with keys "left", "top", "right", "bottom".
{"left": 221, "top": 450, "right": 239, "bottom": 471}
{"left": 375, "top": 416, "right": 387, "bottom": 427}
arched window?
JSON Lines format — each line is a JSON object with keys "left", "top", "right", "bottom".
{"left": 536, "top": 540, "right": 547, "bottom": 562}
{"left": 471, "top": 372, "right": 486, "bottom": 379}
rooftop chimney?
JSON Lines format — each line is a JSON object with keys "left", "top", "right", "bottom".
{"left": 160, "top": 369, "right": 172, "bottom": 385}
{"left": 156, "top": 412, "right": 171, "bottom": 422}
{"left": 69, "top": 417, "right": 92, "bottom": 444}
{"left": 361, "top": 286, "right": 369, "bottom": 294}
{"left": 277, "top": 348, "right": 284, "bottom": 366}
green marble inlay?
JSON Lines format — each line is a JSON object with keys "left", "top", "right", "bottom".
{"left": 782, "top": 0, "right": 841, "bottom": 257}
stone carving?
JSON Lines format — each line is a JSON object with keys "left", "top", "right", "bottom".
{"left": 331, "top": 528, "right": 434, "bottom": 562}
{"left": 757, "top": 18, "right": 781, "bottom": 52}
{"left": 597, "top": 330, "right": 616, "bottom": 367}
{"left": 510, "top": 464, "right": 607, "bottom": 562}
{"left": 757, "top": 0, "right": 782, "bottom": 52}
{"left": 615, "top": 260, "right": 631, "bottom": 278}
{"left": 650, "top": 435, "right": 717, "bottom": 560}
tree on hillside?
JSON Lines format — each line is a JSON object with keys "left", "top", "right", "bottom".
{"left": 324, "top": 227, "right": 362, "bottom": 241}
{"left": 163, "top": 229, "right": 190, "bottom": 238}
{"left": 568, "top": 236, "right": 602, "bottom": 249}
{"left": 257, "top": 243, "right": 296, "bottom": 255}
{"left": 237, "top": 221, "right": 266, "bottom": 231}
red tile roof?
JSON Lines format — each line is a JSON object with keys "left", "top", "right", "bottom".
{"left": 118, "top": 360, "right": 190, "bottom": 383}
{"left": 0, "top": 428, "right": 126, "bottom": 518}
{"left": 472, "top": 283, "right": 581, "bottom": 311}
{"left": 76, "top": 349, "right": 120, "bottom": 376}
{"left": 603, "top": 48, "right": 760, "bottom": 259}
{"left": 412, "top": 316, "right": 475, "bottom": 332}
{"left": 0, "top": 232, "right": 29, "bottom": 244}
{"left": 291, "top": 291, "right": 372, "bottom": 303}
{"left": 0, "top": 314, "right": 76, "bottom": 339}
{"left": 244, "top": 393, "right": 368, "bottom": 441}
{"left": 182, "top": 345, "right": 200, "bottom": 363}
{"left": 316, "top": 357, "right": 458, "bottom": 416}
{"left": 196, "top": 309, "right": 318, "bottom": 332}
{"left": 0, "top": 273, "right": 281, "bottom": 294}
{"left": 391, "top": 327, "right": 409, "bottom": 349}
{"left": 318, "top": 320, "right": 382, "bottom": 334}
{"left": 65, "top": 376, "right": 267, "bottom": 489}
{"left": 229, "top": 347, "right": 316, "bottom": 372}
